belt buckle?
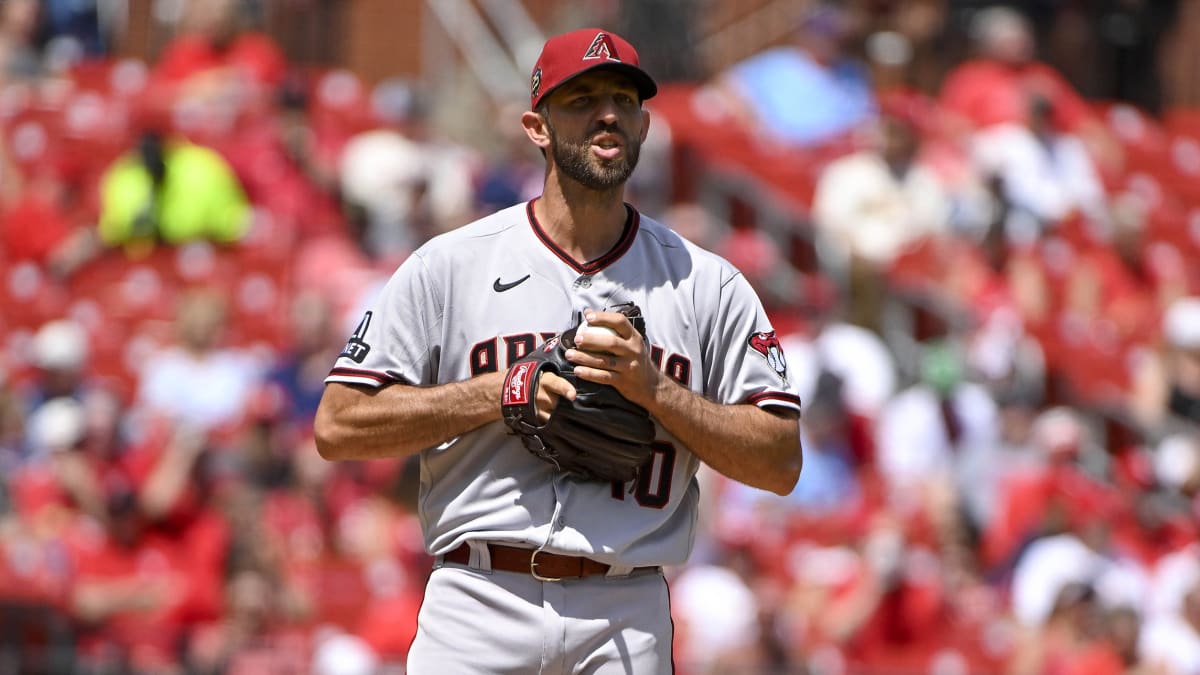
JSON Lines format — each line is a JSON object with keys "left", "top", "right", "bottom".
{"left": 529, "top": 548, "right": 562, "bottom": 582}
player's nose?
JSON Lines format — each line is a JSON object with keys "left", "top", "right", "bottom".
{"left": 593, "top": 95, "right": 623, "bottom": 123}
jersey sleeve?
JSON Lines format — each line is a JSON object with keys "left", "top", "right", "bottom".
{"left": 325, "top": 252, "right": 440, "bottom": 388}
{"left": 700, "top": 270, "right": 802, "bottom": 412}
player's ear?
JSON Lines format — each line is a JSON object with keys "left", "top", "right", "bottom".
{"left": 522, "top": 110, "right": 552, "bottom": 152}
{"left": 639, "top": 109, "right": 650, "bottom": 143}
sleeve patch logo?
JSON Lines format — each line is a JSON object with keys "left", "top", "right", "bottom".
{"left": 748, "top": 331, "right": 788, "bottom": 385}
{"left": 340, "top": 311, "right": 373, "bottom": 363}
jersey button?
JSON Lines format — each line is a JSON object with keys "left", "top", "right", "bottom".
{"left": 572, "top": 275, "right": 592, "bottom": 290}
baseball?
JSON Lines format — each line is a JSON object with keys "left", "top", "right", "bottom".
{"left": 576, "top": 321, "right": 620, "bottom": 355}
{"left": 577, "top": 321, "right": 619, "bottom": 338}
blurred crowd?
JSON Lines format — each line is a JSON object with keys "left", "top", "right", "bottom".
{"left": 0, "top": 0, "right": 1198, "bottom": 674}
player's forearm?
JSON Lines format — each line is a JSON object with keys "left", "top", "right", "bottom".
{"left": 315, "top": 374, "right": 505, "bottom": 461}
{"left": 646, "top": 378, "right": 802, "bottom": 495}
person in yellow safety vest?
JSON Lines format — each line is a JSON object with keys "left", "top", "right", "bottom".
{"left": 98, "top": 131, "right": 250, "bottom": 256}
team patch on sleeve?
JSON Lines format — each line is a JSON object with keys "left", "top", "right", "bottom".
{"left": 747, "top": 330, "right": 788, "bottom": 386}
{"left": 340, "top": 311, "right": 373, "bottom": 363}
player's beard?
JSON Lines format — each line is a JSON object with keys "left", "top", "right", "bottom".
{"left": 547, "top": 118, "right": 641, "bottom": 191}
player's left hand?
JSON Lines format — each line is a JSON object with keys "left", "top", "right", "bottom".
{"left": 565, "top": 309, "right": 662, "bottom": 409}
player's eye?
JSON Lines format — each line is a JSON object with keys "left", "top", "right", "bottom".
{"left": 615, "top": 93, "right": 635, "bottom": 106}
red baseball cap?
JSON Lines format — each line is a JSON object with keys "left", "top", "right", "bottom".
{"left": 530, "top": 28, "right": 657, "bottom": 110}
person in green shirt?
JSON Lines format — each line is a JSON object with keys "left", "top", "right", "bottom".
{"left": 98, "top": 131, "right": 250, "bottom": 254}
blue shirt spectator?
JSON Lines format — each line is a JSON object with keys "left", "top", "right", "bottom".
{"left": 716, "top": 2, "right": 875, "bottom": 147}
{"left": 723, "top": 46, "right": 874, "bottom": 147}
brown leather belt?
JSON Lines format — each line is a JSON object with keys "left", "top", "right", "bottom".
{"left": 442, "top": 543, "right": 658, "bottom": 581}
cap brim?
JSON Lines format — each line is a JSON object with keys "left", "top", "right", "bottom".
{"left": 536, "top": 62, "right": 658, "bottom": 109}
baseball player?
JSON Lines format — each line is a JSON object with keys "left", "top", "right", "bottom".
{"left": 315, "top": 28, "right": 803, "bottom": 674}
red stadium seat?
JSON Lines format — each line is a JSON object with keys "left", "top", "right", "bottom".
{"left": 1164, "top": 106, "right": 1200, "bottom": 141}
{"left": 0, "top": 261, "right": 66, "bottom": 332}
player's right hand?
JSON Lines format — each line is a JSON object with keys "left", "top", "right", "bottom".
{"left": 535, "top": 371, "right": 576, "bottom": 423}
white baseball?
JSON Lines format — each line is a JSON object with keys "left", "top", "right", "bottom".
{"left": 576, "top": 321, "right": 620, "bottom": 355}
{"left": 578, "top": 321, "right": 619, "bottom": 338}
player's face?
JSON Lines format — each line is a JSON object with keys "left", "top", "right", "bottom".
{"left": 543, "top": 71, "right": 645, "bottom": 190}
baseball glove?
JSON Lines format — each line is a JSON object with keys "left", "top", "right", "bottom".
{"left": 501, "top": 304, "right": 655, "bottom": 483}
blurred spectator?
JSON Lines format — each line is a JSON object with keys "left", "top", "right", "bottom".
{"left": 311, "top": 630, "right": 380, "bottom": 675}
{"left": 1130, "top": 296, "right": 1200, "bottom": 435}
{"left": 716, "top": 371, "right": 863, "bottom": 551}
{"left": 12, "top": 394, "right": 123, "bottom": 524}
{"left": 152, "top": 0, "right": 286, "bottom": 100}
{"left": 265, "top": 291, "right": 342, "bottom": 429}
{"left": 66, "top": 480, "right": 226, "bottom": 673}
{"left": 184, "top": 565, "right": 312, "bottom": 674}
{"left": 715, "top": 223, "right": 803, "bottom": 319}
{"left": 1007, "top": 581, "right": 1129, "bottom": 675}
{"left": 858, "top": 1, "right": 947, "bottom": 94}
{"left": 783, "top": 371, "right": 861, "bottom": 513}
{"left": 1038, "top": 193, "right": 1171, "bottom": 353}
{"left": 0, "top": 165, "right": 100, "bottom": 278}
{"left": 671, "top": 561, "right": 765, "bottom": 672}
{"left": 14, "top": 393, "right": 96, "bottom": 514}
{"left": 24, "top": 318, "right": 90, "bottom": 407}
{"left": 813, "top": 94, "right": 951, "bottom": 269}
{"left": 954, "top": 383, "right": 1042, "bottom": 533}
{"left": 1141, "top": 547, "right": 1200, "bottom": 673}
{"left": 783, "top": 298, "right": 899, "bottom": 424}
{"left": 982, "top": 407, "right": 1121, "bottom": 572}
{"left": 134, "top": 288, "right": 265, "bottom": 434}
{"left": 216, "top": 70, "right": 345, "bottom": 240}
{"left": 875, "top": 339, "right": 999, "bottom": 502}
{"left": 1141, "top": 577, "right": 1200, "bottom": 674}
{"left": 338, "top": 78, "right": 477, "bottom": 263}
{"left": 98, "top": 130, "right": 252, "bottom": 256}
{"left": 40, "top": 0, "right": 109, "bottom": 58}
{"left": 337, "top": 95, "right": 430, "bottom": 260}
{"left": 0, "top": 0, "right": 43, "bottom": 83}
{"left": 811, "top": 93, "right": 952, "bottom": 329}
{"left": 0, "top": 365, "right": 24, "bottom": 471}
{"left": 1154, "top": 432, "right": 1200, "bottom": 510}
{"left": 1049, "top": 0, "right": 1181, "bottom": 116}
{"left": 971, "top": 94, "right": 1111, "bottom": 246}
{"left": 1010, "top": 525, "right": 1148, "bottom": 633}
{"left": 938, "top": 6, "right": 1121, "bottom": 173}
{"left": 792, "top": 512, "right": 971, "bottom": 673}
{"left": 473, "top": 99, "right": 543, "bottom": 217}
{"left": 711, "top": 1, "right": 876, "bottom": 148}
{"left": 659, "top": 201, "right": 726, "bottom": 252}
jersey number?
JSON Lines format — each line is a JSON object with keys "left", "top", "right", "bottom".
{"left": 611, "top": 441, "right": 676, "bottom": 509}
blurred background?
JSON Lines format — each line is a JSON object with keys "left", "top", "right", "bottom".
{"left": 1, "top": 0, "right": 1199, "bottom": 673}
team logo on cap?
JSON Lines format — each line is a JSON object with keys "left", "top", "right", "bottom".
{"left": 747, "top": 331, "right": 788, "bottom": 385}
{"left": 530, "top": 67, "right": 542, "bottom": 101}
{"left": 583, "top": 32, "right": 620, "bottom": 62}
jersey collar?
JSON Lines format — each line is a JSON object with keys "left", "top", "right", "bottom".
{"left": 525, "top": 198, "right": 639, "bottom": 275}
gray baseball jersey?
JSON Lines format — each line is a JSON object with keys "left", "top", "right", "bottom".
{"left": 326, "top": 200, "right": 801, "bottom": 568}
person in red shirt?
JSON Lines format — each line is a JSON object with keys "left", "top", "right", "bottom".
{"left": 144, "top": 0, "right": 286, "bottom": 140}
{"left": 184, "top": 565, "right": 314, "bottom": 675}
{"left": 153, "top": 0, "right": 285, "bottom": 89}
{"left": 66, "top": 485, "right": 227, "bottom": 673}
{"left": 0, "top": 164, "right": 103, "bottom": 279}
{"left": 1007, "top": 582, "right": 1121, "bottom": 675}
{"left": 938, "top": 6, "right": 1120, "bottom": 173}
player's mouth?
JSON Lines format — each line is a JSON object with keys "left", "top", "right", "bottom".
{"left": 590, "top": 133, "right": 624, "bottom": 160}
